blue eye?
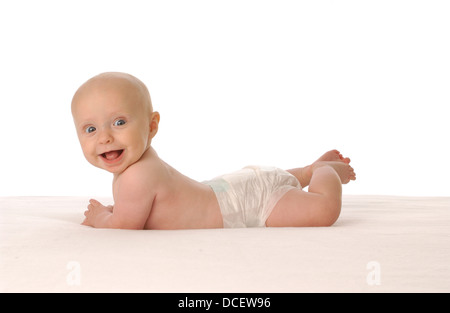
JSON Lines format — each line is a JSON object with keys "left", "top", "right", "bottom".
{"left": 114, "top": 119, "right": 126, "bottom": 126}
{"left": 85, "top": 126, "right": 96, "bottom": 133}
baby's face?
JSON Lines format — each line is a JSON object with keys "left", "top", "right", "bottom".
{"left": 72, "top": 76, "right": 158, "bottom": 175}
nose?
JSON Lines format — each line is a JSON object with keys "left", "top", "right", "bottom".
{"left": 97, "top": 128, "right": 113, "bottom": 145}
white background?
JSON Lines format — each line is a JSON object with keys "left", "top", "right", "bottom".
{"left": 1, "top": 0, "right": 449, "bottom": 197}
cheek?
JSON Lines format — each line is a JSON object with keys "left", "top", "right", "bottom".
{"left": 79, "top": 139, "right": 96, "bottom": 158}
{"left": 127, "top": 127, "right": 150, "bottom": 147}
{"left": 143, "top": 124, "right": 152, "bottom": 144}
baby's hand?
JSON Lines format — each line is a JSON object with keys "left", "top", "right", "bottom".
{"left": 82, "top": 199, "right": 113, "bottom": 227}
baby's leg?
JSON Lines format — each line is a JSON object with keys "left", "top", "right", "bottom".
{"left": 267, "top": 158, "right": 355, "bottom": 227}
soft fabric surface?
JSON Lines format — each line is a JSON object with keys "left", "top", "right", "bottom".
{"left": 1, "top": 196, "right": 449, "bottom": 292}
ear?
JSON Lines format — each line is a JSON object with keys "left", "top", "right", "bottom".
{"left": 149, "top": 111, "right": 160, "bottom": 139}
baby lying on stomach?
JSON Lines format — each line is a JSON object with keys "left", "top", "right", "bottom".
{"left": 71, "top": 72, "right": 356, "bottom": 230}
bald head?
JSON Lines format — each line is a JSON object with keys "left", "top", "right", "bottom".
{"left": 71, "top": 72, "right": 161, "bottom": 174}
{"left": 71, "top": 72, "right": 153, "bottom": 115}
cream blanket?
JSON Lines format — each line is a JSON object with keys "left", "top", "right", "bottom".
{"left": 1, "top": 196, "right": 449, "bottom": 292}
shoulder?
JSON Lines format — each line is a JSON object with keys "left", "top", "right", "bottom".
{"left": 114, "top": 152, "right": 166, "bottom": 196}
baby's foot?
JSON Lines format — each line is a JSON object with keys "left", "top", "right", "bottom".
{"left": 312, "top": 161, "right": 356, "bottom": 184}
{"left": 292, "top": 150, "right": 353, "bottom": 187}
{"left": 316, "top": 149, "right": 351, "bottom": 164}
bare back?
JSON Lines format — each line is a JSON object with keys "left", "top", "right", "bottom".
{"left": 113, "top": 148, "right": 223, "bottom": 230}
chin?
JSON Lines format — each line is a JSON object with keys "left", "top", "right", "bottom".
{"left": 102, "top": 163, "right": 128, "bottom": 175}
{"left": 88, "top": 158, "right": 127, "bottom": 175}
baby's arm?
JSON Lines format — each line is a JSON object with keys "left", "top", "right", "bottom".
{"left": 83, "top": 167, "right": 156, "bottom": 229}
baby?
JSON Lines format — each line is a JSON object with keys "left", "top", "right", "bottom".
{"left": 71, "top": 72, "right": 356, "bottom": 230}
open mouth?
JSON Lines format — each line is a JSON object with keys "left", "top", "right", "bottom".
{"left": 100, "top": 150, "right": 124, "bottom": 164}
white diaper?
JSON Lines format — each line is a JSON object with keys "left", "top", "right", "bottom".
{"left": 203, "top": 166, "right": 301, "bottom": 228}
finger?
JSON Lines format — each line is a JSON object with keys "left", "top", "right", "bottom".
{"left": 89, "top": 199, "right": 101, "bottom": 206}
{"left": 81, "top": 220, "right": 92, "bottom": 227}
